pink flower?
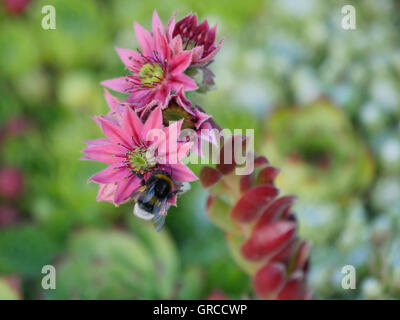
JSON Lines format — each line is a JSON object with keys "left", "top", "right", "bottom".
{"left": 101, "top": 10, "right": 197, "bottom": 108}
{"left": 104, "top": 88, "right": 216, "bottom": 155}
{"left": 81, "top": 106, "right": 197, "bottom": 205}
{"left": 172, "top": 13, "right": 224, "bottom": 66}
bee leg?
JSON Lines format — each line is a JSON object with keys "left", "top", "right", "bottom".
{"left": 167, "top": 190, "right": 179, "bottom": 200}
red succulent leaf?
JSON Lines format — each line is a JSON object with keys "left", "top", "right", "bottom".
{"left": 241, "top": 221, "right": 296, "bottom": 261}
{"left": 239, "top": 173, "right": 254, "bottom": 194}
{"left": 200, "top": 166, "right": 222, "bottom": 188}
{"left": 206, "top": 195, "right": 215, "bottom": 211}
{"left": 231, "top": 185, "right": 279, "bottom": 223}
{"left": 257, "top": 166, "right": 280, "bottom": 185}
{"left": 216, "top": 135, "right": 247, "bottom": 175}
{"left": 292, "top": 241, "right": 312, "bottom": 271}
{"left": 254, "top": 156, "right": 269, "bottom": 168}
{"left": 253, "top": 196, "right": 296, "bottom": 230}
{"left": 269, "top": 237, "right": 298, "bottom": 265}
{"left": 253, "top": 262, "right": 286, "bottom": 298}
{"left": 277, "top": 272, "right": 306, "bottom": 300}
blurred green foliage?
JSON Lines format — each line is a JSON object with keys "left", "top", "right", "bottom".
{"left": 0, "top": 0, "right": 399, "bottom": 300}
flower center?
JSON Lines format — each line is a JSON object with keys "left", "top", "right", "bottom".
{"left": 162, "top": 103, "right": 196, "bottom": 130}
{"left": 139, "top": 62, "right": 164, "bottom": 87}
{"left": 129, "top": 147, "right": 157, "bottom": 172}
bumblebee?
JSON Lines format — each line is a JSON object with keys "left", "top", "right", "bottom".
{"left": 133, "top": 170, "right": 182, "bottom": 231}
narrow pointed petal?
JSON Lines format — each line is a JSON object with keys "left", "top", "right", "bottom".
{"left": 123, "top": 107, "right": 143, "bottom": 145}
{"left": 104, "top": 89, "right": 119, "bottom": 114}
{"left": 177, "top": 141, "right": 193, "bottom": 161}
{"left": 134, "top": 21, "right": 154, "bottom": 56}
{"left": 115, "top": 48, "right": 141, "bottom": 67}
{"left": 101, "top": 77, "right": 131, "bottom": 93}
{"left": 82, "top": 144, "right": 125, "bottom": 164}
{"left": 171, "top": 73, "right": 198, "bottom": 91}
{"left": 114, "top": 177, "right": 141, "bottom": 204}
{"left": 97, "top": 183, "right": 117, "bottom": 203}
{"left": 196, "top": 38, "right": 224, "bottom": 65}
{"left": 84, "top": 138, "right": 110, "bottom": 146}
{"left": 143, "top": 106, "right": 163, "bottom": 134}
{"left": 94, "top": 116, "right": 133, "bottom": 149}
{"left": 152, "top": 10, "right": 164, "bottom": 35}
{"left": 156, "top": 120, "right": 182, "bottom": 158}
{"left": 170, "top": 51, "right": 192, "bottom": 75}
{"left": 90, "top": 166, "right": 129, "bottom": 184}
{"left": 168, "top": 163, "right": 197, "bottom": 182}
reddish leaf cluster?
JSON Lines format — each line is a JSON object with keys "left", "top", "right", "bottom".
{"left": 200, "top": 137, "right": 311, "bottom": 300}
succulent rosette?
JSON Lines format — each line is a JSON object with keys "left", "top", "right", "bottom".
{"left": 101, "top": 11, "right": 197, "bottom": 108}
{"left": 81, "top": 106, "right": 196, "bottom": 207}
{"left": 258, "top": 100, "right": 375, "bottom": 202}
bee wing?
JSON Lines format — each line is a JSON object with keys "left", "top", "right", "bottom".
{"left": 152, "top": 196, "right": 169, "bottom": 231}
{"left": 138, "top": 183, "right": 156, "bottom": 202}
{"left": 153, "top": 213, "right": 166, "bottom": 232}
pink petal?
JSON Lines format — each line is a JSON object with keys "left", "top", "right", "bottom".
{"left": 101, "top": 77, "right": 131, "bottom": 93}
{"left": 152, "top": 10, "right": 164, "bottom": 34}
{"left": 196, "top": 38, "right": 224, "bottom": 65}
{"left": 115, "top": 47, "right": 141, "bottom": 67}
{"left": 143, "top": 106, "right": 163, "bottom": 134}
{"left": 155, "top": 27, "right": 170, "bottom": 61}
{"left": 114, "top": 177, "right": 141, "bottom": 204}
{"left": 97, "top": 183, "right": 118, "bottom": 203}
{"left": 122, "top": 107, "right": 143, "bottom": 145}
{"left": 165, "top": 12, "right": 176, "bottom": 41}
{"left": 134, "top": 21, "right": 154, "bottom": 56}
{"left": 171, "top": 73, "right": 197, "bottom": 91}
{"left": 170, "top": 35, "right": 183, "bottom": 55}
{"left": 170, "top": 51, "right": 192, "bottom": 75}
{"left": 94, "top": 116, "right": 133, "bottom": 149}
{"left": 191, "top": 46, "right": 204, "bottom": 63}
{"left": 84, "top": 138, "right": 110, "bottom": 146}
{"left": 126, "top": 87, "right": 154, "bottom": 106}
{"left": 104, "top": 89, "right": 119, "bottom": 114}
{"left": 90, "top": 166, "right": 129, "bottom": 184}
{"left": 165, "top": 163, "right": 197, "bottom": 182}
{"left": 154, "top": 83, "right": 172, "bottom": 106}
{"left": 82, "top": 144, "right": 124, "bottom": 164}
{"left": 177, "top": 141, "right": 193, "bottom": 161}
{"left": 157, "top": 120, "right": 183, "bottom": 161}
